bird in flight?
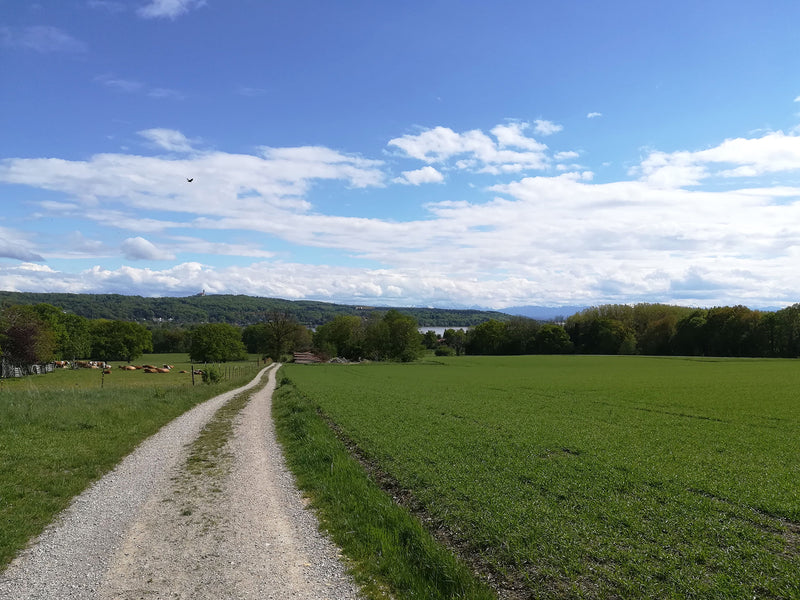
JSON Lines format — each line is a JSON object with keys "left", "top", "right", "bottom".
{"left": 187, "top": 177, "right": 194, "bottom": 182}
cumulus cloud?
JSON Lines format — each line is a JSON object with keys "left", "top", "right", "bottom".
{"left": 533, "top": 119, "right": 563, "bottom": 136}
{"left": 388, "top": 122, "right": 552, "bottom": 174}
{"left": 393, "top": 166, "right": 444, "bottom": 185}
{"left": 0, "top": 135, "right": 386, "bottom": 224}
{"left": 1, "top": 26, "right": 87, "bottom": 53}
{"left": 554, "top": 151, "right": 580, "bottom": 161}
{"left": 4, "top": 126, "right": 800, "bottom": 308}
{"left": 139, "top": 128, "right": 198, "bottom": 153}
{"left": 587, "top": 112, "right": 603, "bottom": 119}
{"left": 636, "top": 131, "right": 800, "bottom": 187}
{"left": 121, "top": 237, "right": 175, "bottom": 260}
{"left": 137, "top": 0, "right": 205, "bottom": 19}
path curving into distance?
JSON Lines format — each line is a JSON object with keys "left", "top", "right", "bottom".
{"left": 0, "top": 365, "right": 361, "bottom": 600}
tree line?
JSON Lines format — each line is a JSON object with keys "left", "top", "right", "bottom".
{"left": 4, "top": 301, "right": 800, "bottom": 373}
{"left": 0, "top": 304, "right": 425, "bottom": 369}
{"left": 460, "top": 303, "right": 800, "bottom": 358}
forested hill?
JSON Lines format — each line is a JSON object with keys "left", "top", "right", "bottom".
{"left": 0, "top": 291, "right": 510, "bottom": 328}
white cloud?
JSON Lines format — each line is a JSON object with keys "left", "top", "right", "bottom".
{"left": 0, "top": 136, "right": 385, "bottom": 225}
{"left": 636, "top": 131, "right": 800, "bottom": 187}
{"left": 533, "top": 119, "right": 563, "bottom": 136}
{"left": 554, "top": 151, "right": 580, "bottom": 161}
{"left": 1, "top": 26, "right": 87, "bottom": 53}
{"left": 388, "top": 123, "right": 550, "bottom": 173}
{"left": 587, "top": 112, "right": 603, "bottom": 119}
{"left": 394, "top": 166, "right": 444, "bottom": 185}
{"left": 137, "top": 0, "right": 205, "bottom": 19}
{"left": 138, "top": 128, "right": 198, "bottom": 153}
{"left": 121, "top": 237, "right": 175, "bottom": 260}
{"left": 5, "top": 127, "right": 800, "bottom": 308}
{"left": 491, "top": 123, "right": 548, "bottom": 151}
{"left": 0, "top": 227, "right": 44, "bottom": 262}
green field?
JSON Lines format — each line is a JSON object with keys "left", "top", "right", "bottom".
{"left": 281, "top": 355, "right": 800, "bottom": 599}
{"left": 0, "top": 354, "right": 263, "bottom": 568}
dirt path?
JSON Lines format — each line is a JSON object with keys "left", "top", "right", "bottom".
{"left": 0, "top": 366, "right": 361, "bottom": 600}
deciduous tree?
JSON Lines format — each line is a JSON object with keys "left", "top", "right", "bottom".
{"left": 90, "top": 319, "right": 153, "bottom": 362}
{"left": 189, "top": 323, "right": 247, "bottom": 363}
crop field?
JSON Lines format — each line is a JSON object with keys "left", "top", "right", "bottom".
{"left": 0, "top": 354, "right": 263, "bottom": 568}
{"left": 281, "top": 355, "right": 800, "bottom": 599}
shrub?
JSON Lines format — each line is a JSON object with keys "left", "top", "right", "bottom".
{"left": 201, "top": 365, "right": 222, "bottom": 384}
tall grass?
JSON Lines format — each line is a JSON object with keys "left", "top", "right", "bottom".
{"left": 0, "top": 357, "right": 262, "bottom": 568}
{"left": 282, "top": 356, "right": 800, "bottom": 599}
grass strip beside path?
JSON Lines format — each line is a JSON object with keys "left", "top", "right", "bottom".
{"left": 174, "top": 367, "right": 272, "bottom": 518}
{"left": 272, "top": 375, "right": 496, "bottom": 600}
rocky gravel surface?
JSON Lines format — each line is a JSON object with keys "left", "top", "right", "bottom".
{"left": 0, "top": 365, "right": 362, "bottom": 600}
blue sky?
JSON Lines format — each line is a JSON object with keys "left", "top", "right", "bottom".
{"left": 3, "top": 1, "right": 800, "bottom": 309}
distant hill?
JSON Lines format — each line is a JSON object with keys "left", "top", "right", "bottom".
{"left": 499, "top": 305, "right": 587, "bottom": 321}
{"left": 0, "top": 291, "right": 512, "bottom": 328}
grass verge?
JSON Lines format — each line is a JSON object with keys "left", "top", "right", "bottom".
{"left": 0, "top": 360, "right": 263, "bottom": 569}
{"left": 176, "top": 365, "right": 273, "bottom": 517}
{"left": 272, "top": 374, "right": 496, "bottom": 600}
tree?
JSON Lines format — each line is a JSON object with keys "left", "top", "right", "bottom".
{"left": 465, "top": 320, "right": 507, "bottom": 355}
{"left": 421, "top": 330, "right": 440, "bottom": 350}
{"left": 90, "top": 320, "right": 153, "bottom": 362}
{"left": 638, "top": 315, "right": 677, "bottom": 356}
{"left": 442, "top": 328, "right": 467, "bottom": 356}
{"left": 28, "top": 304, "right": 92, "bottom": 360}
{"left": 772, "top": 304, "right": 800, "bottom": 357}
{"left": 60, "top": 313, "right": 91, "bottom": 359}
{"left": 566, "top": 316, "right": 632, "bottom": 355}
{"left": 243, "top": 312, "right": 311, "bottom": 361}
{"left": 242, "top": 323, "right": 268, "bottom": 355}
{"left": 364, "top": 310, "right": 424, "bottom": 362}
{"left": 189, "top": 323, "right": 247, "bottom": 363}
{"left": 504, "top": 317, "right": 539, "bottom": 354}
{"left": 262, "top": 310, "right": 306, "bottom": 361}
{"left": 0, "top": 305, "right": 56, "bottom": 365}
{"left": 672, "top": 310, "right": 708, "bottom": 356}
{"left": 703, "top": 305, "right": 761, "bottom": 357}
{"left": 534, "top": 324, "right": 573, "bottom": 354}
{"left": 313, "top": 315, "right": 364, "bottom": 360}
{"left": 150, "top": 326, "right": 189, "bottom": 353}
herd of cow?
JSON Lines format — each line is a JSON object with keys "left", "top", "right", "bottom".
{"left": 53, "top": 361, "right": 202, "bottom": 375}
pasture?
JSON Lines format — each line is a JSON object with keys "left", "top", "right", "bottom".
{"left": 280, "top": 355, "right": 800, "bottom": 599}
{"left": 0, "top": 354, "right": 263, "bottom": 568}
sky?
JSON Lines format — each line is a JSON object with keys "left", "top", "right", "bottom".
{"left": 3, "top": 1, "right": 800, "bottom": 310}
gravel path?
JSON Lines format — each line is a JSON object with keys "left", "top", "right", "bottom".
{"left": 0, "top": 365, "right": 361, "bottom": 600}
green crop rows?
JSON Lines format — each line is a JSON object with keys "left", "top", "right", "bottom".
{"left": 282, "top": 355, "right": 800, "bottom": 599}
